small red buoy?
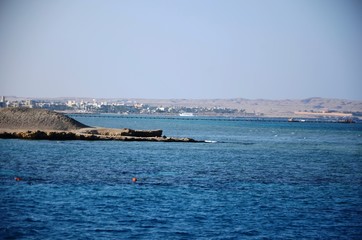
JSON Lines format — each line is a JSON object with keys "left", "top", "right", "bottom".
{"left": 132, "top": 177, "right": 137, "bottom": 182}
{"left": 15, "top": 177, "right": 22, "bottom": 181}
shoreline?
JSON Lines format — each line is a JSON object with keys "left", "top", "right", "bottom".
{"left": 0, "top": 128, "right": 200, "bottom": 142}
{"left": 68, "top": 113, "right": 360, "bottom": 123}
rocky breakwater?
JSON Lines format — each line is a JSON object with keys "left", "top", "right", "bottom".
{"left": 0, "top": 108, "right": 198, "bottom": 142}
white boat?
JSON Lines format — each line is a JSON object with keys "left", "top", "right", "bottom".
{"left": 179, "top": 112, "right": 194, "bottom": 117}
{"left": 288, "top": 118, "right": 305, "bottom": 122}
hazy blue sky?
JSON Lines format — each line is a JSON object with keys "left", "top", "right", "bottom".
{"left": 0, "top": 0, "right": 361, "bottom": 100}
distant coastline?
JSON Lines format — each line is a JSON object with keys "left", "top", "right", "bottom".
{"left": 1, "top": 96, "right": 361, "bottom": 119}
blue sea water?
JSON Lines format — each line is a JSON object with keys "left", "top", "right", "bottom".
{"left": 1, "top": 115, "right": 362, "bottom": 239}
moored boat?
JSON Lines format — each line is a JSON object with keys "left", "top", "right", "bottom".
{"left": 179, "top": 112, "right": 194, "bottom": 117}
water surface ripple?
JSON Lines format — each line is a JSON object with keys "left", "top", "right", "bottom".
{"left": 1, "top": 116, "right": 361, "bottom": 239}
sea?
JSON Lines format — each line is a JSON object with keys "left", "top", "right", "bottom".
{"left": 1, "top": 115, "right": 361, "bottom": 239}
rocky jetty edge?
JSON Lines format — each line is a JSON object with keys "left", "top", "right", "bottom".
{"left": 0, "top": 108, "right": 199, "bottom": 142}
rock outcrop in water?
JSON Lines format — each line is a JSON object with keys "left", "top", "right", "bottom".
{"left": 0, "top": 108, "right": 198, "bottom": 142}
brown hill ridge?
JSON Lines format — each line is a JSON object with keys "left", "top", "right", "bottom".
{"left": 0, "top": 108, "right": 197, "bottom": 142}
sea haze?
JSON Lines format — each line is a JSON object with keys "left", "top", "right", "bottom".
{"left": 1, "top": 115, "right": 361, "bottom": 239}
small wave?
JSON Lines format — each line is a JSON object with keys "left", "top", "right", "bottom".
{"left": 216, "top": 141, "right": 255, "bottom": 145}
{"left": 204, "top": 140, "right": 217, "bottom": 143}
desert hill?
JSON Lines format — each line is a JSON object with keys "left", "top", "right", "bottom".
{"left": 132, "top": 97, "right": 362, "bottom": 117}
{"left": 0, "top": 108, "right": 88, "bottom": 130}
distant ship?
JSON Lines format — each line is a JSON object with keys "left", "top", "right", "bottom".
{"left": 288, "top": 118, "right": 305, "bottom": 122}
{"left": 179, "top": 112, "right": 194, "bottom": 117}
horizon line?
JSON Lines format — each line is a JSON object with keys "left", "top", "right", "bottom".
{"left": 1, "top": 95, "right": 362, "bottom": 102}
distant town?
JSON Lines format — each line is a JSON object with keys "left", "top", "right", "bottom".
{"left": 0, "top": 96, "right": 245, "bottom": 116}
{"left": 1, "top": 96, "right": 362, "bottom": 120}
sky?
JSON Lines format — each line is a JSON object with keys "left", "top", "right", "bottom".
{"left": 0, "top": 0, "right": 361, "bottom": 100}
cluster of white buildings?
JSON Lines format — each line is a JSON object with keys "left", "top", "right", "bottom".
{"left": 0, "top": 97, "right": 146, "bottom": 113}
{"left": 0, "top": 96, "right": 244, "bottom": 116}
